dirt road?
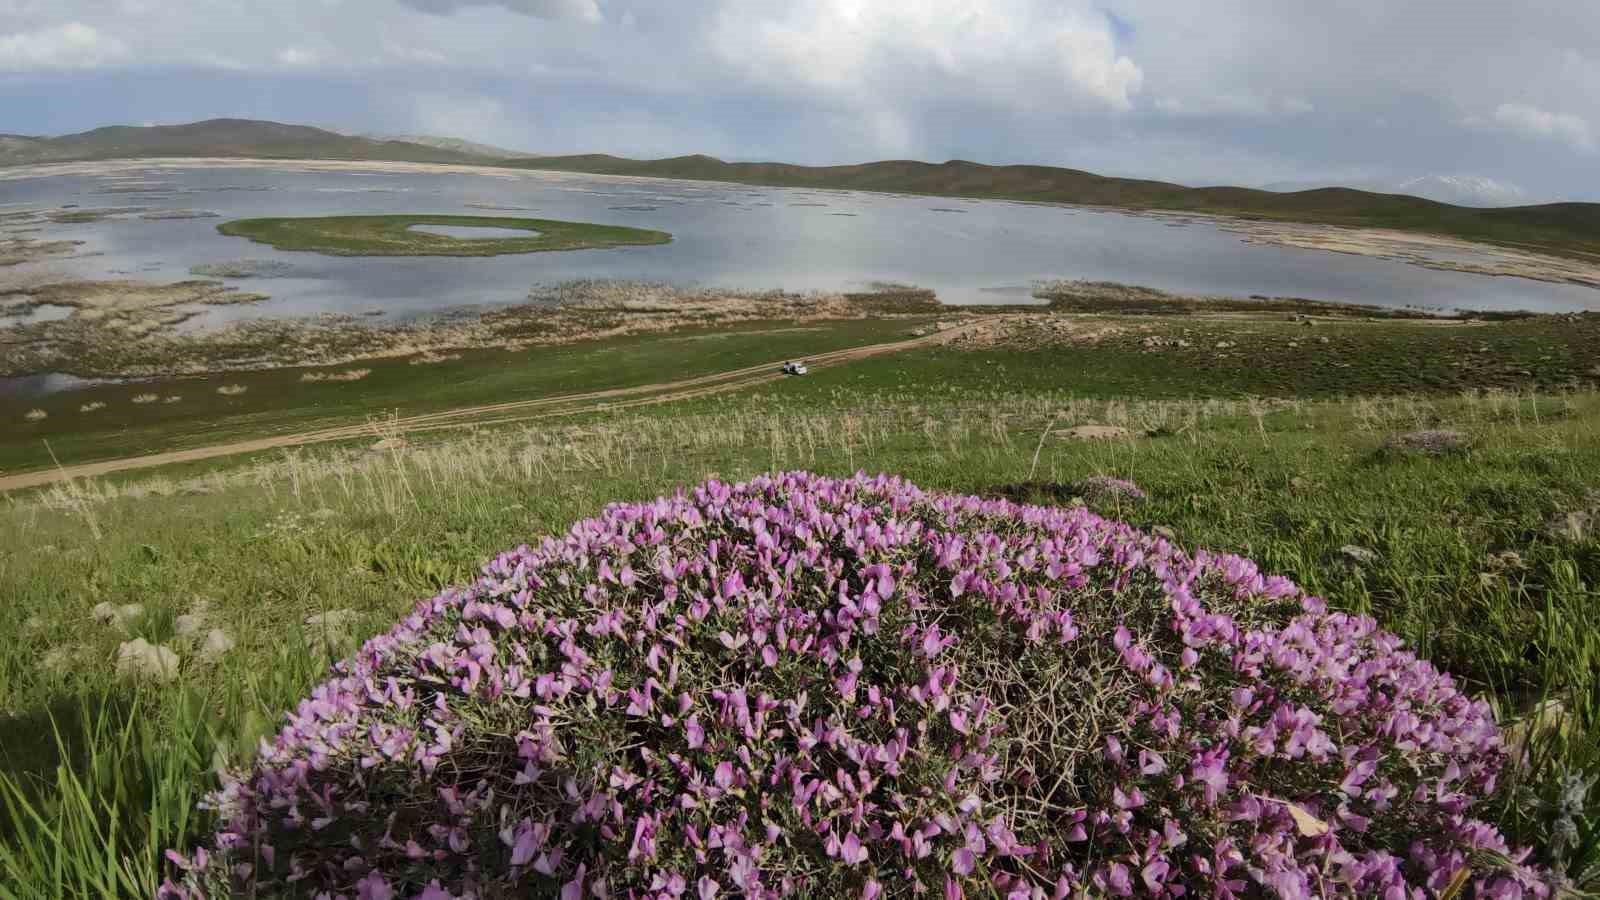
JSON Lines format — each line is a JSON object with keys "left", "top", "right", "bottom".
{"left": 0, "top": 325, "right": 967, "bottom": 493}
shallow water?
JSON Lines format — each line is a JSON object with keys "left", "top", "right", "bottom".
{"left": 406, "top": 223, "right": 540, "bottom": 240}
{"left": 0, "top": 161, "right": 1594, "bottom": 338}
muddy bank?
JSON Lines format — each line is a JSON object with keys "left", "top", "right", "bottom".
{"left": 1115, "top": 209, "right": 1600, "bottom": 290}
{"left": 0, "top": 280, "right": 941, "bottom": 378}
{"left": 0, "top": 236, "right": 83, "bottom": 267}
{"left": 1, "top": 279, "right": 268, "bottom": 374}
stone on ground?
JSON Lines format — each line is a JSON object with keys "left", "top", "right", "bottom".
{"left": 116, "top": 638, "right": 179, "bottom": 681}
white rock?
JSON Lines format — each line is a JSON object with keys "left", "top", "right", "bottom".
{"left": 174, "top": 614, "right": 205, "bottom": 637}
{"left": 116, "top": 639, "right": 179, "bottom": 682}
{"left": 1338, "top": 545, "right": 1379, "bottom": 568}
{"left": 199, "top": 628, "right": 235, "bottom": 662}
{"left": 91, "top": 602, "right": 145, "bottom": 628}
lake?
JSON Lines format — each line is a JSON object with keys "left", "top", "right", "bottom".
{"left": 1, "top": 159, "right": 1596, "bottom": 335}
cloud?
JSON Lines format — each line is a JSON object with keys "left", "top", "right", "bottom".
{"left": 396, "top": 0, "right": 602, "bottom": 23}
{"left": 4, "top": 0, "right": 1600, "bottom": 200}
{"left": 706, "top": 1, "right": 1143, "bottom": 111}
{"left": 1490, "top": 102, "right": 1593, "bottom": 151}
{"left": 276, "top": 47, "right": 319, "bottom": 67}
{"left": 409, "top": 92, "right": 519, "bottom": 146}
{"left": 0, "top": 22, "right": 127, "bottom": 70}
{"left": 1152, "top": 93, "right": 1312, "bottom": 118}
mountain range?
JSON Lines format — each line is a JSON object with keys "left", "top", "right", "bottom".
{"left": 0, "top": 119, "right": 489, "bottom": 167}
{"left": 1262, "top": 174, "right": 1533, "bottom": 208}
{"left": 2, "top": 118, "right": 1595, "bottom": 261}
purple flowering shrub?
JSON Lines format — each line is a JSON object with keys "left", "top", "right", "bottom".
{"left": 163, "top": 472, "right": 1548, "bottom": 898}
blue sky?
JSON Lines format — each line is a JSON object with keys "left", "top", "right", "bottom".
{"left": 2, "top": 0, "right": 1597, "bottom": 200}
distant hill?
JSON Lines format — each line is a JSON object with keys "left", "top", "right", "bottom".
{"left": 506, "top": 154, "right": 1600, "bottom": 262}
{"left": 1263, "top": 174, "right": 1533, "bottom": 208}
{"left": 357, "top": 134, "right": 532, "bottom": 159}
{"left": 0, "top": 119, "right": 488, "bottom": 167}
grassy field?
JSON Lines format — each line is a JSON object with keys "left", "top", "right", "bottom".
{"left": 215, "top": 214, "right": 671, "bottom": 256}
{"left": 0, "top": 317, "right": 926, "bottom": 473}
{"left": 12, "top": 303, "right": 1597, "bottom": 475}
{"left": 2, "top": 313, "right": 1600, "bottom": 895}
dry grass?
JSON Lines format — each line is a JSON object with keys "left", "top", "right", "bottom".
{"left": 299, "top": 368, "right": 372, "bottom": 383}
{"left": 18, "top": 386, "right": 1577, "bottom": 513}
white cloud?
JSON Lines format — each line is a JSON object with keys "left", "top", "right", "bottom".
{"left": 276, "top": 47, "right": 319, "bottom": 67}
{"left": 0, "top": 22, "right": 127, "bottom": 70}
{"left": 1490, "top": 102, "right": 1593, "bottom": 151}
{"left": 396, "top": 0, "right": 602, "bottom": 23}
{"left": 707, "top": 2, "right": 1143, "bottom": 111}
{"left": 409, "top": 92, "right": 516, "bottom": 145}
{"left": 1152, "top": 93, "right": 1311, "bottom": 118}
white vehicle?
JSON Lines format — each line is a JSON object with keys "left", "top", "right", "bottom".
{"left": 782, "top": 361, "right": 810, "bottom": 376}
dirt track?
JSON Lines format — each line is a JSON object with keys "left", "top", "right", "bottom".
{"left": 0, "top": 326, "right": 969, "bottom": 493}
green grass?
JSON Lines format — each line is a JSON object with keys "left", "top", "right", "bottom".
{"left": 2, "top": 386, "right": 1599, "bottom": 894}
{"left": 0, "top": 317, "right": 926, "bottom": 473}
{"left": 215, "top": 214, "right": 671, "bottom": 256}
{"left": 4, "top": 314, "right": 1600, "bottom": 895}
{"left": 9, "top": 310, "right": 1600, "bottom": 477}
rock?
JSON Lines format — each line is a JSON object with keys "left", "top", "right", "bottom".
{"left": 1542, "top": 510, "right": 1592, "bottom": 545}
{"left": 92, "top": 602, "right": 145, "bottom": 628}
{"left": 1056, "top": 424, "right": 1136, "bottom": 441}
{"left": 116, "top": 638, "right": 179, "bottom": 681}
{"left": 174, "top": 614, "right": 205, "bottom": 637}
{"left": 1383, "top": 429, "right": 1471, "bottom": 457}
{"left": 1338, "top": 545, "right": 1379, "bottom": 568}
{"left": 1588, "top": 365, "right": 1600, "bottom": 377}
{"left": 1072, "top": 476, "right": 1148, "bottom": 503}
{"left": 1504, "top": 699, "right": 1571, "bottom": 758}
{"left": 1317, "top": 336, "right": 1330, "bottom": 344}
{"left": 199, "top": 628, "right": 235, "bottom": 662}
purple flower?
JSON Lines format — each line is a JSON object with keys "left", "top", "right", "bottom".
{"left": 160, "top": 472, "right": 1548, "bottom": 900}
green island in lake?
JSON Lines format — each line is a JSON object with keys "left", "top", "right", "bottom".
{"left": 216, "top": 214, "right": 672, "bottom": 256}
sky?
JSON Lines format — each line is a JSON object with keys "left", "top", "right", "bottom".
{"left": 1, "top": 0, "right": 1598, "bottom": 201}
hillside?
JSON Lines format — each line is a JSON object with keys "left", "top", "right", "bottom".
{"left": 508, "top": 154, "right": 1600, "bottom": 261}
{"left": 0, "top": 118, "right": 488, "bottom": 167}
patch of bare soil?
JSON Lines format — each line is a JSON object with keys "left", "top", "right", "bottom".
{"left": 0, "top": 236, "right": 83, "bottom": 267}
{"left": 0, "top": 279, "right": 268, "bottom": 375}
{"left": 1221, "top": 221, "right": 1600, "bottom": 289}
